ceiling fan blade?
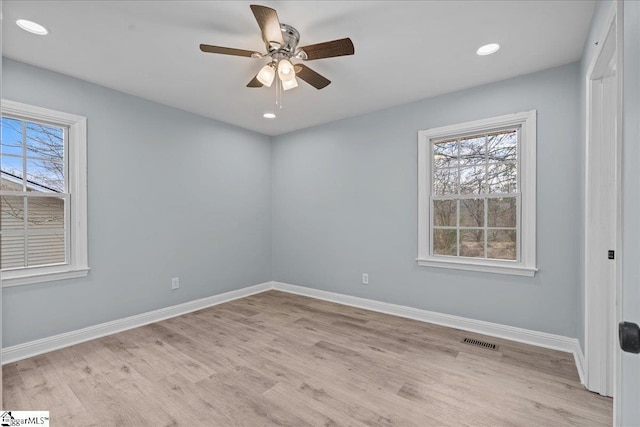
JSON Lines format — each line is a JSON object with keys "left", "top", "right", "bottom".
{"left": 247, "top": 74, "right": 264, "bottom": 88}
{"left": 250, "top": 4, "right": 285, "bottom": 49}
{"left": 298, "top": 38, "right": 354, "bottom": 60}
{"left": 200, "top": 44, "right": 257, "bottom": 57}
{"left": 294, "top": 64, "right": 331, "bottom": 89}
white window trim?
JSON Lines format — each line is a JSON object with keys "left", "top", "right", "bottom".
{"left": 417, "top": 110, "right": 537, "bottom": 277}
{"left": 1, "top": 99, "right": 89, "bottom": 287}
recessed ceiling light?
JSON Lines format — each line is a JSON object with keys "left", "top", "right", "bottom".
{"left": 16, "top": 19, "right": 49, "bottom": 35}
{"left": 263, "top": 113, "right": 276, "bottom": 119}
{"left": 477, "top": 43, "right": 500, "bottom": 56}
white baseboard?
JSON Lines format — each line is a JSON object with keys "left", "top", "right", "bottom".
{"left": 272, "top": 282, "right": 583, "bottom": 378}
{"left": 1, "top": 282, "right": 272, "bottom": 364}
{"left": 573, "top": 342, "right": 586, "bottom": 385}
{"left": 2, "top": 279, "right": 585, "bottom": 386}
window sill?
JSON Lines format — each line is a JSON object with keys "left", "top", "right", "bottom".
{"left": 1, "top": 266, "right": 90, "bottom": 287}
{"left": 416, "top": 258, "right": 537, "bottom": 277}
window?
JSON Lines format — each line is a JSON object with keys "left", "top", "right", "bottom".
{"left": 1, "top": 100, "right": 88, "bottom": 286}
{"left": 417, "top": 111, "right": 536, "bottom": 276}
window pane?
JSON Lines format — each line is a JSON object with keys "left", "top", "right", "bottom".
{"left": 433, "top": 228, "right": 457, "bottom": 256}
{"left": 1, "top": 117, "right": 23, "bottom": 156}
{"left": 26, "top": 158, "right": 64, "bottom": 192}
{"left": 459, "top": 135, "right": 485, "bottom": 167}
{"left": 26, "top": 196, "right": 65, "bottom": 229}
{"left": 460, "top": 198, "right": 484, "bottom": 227}
{"left": 26, "top": 122, "right": 64, "bottom": 161}
{"left": 433, "top": 200, "right": 456, "bottom": 226}
{"left": 486, "top": 162, "right": 516, "bottom": 194}
{"left": 488, "top": 229, "right": 517, "bottom": 260}
{"left": 488, "top": 197, "right": 516, "bottom": 228}
{"left": 27, "top": 232, "right": 66, "bottom": 266}
{"left": 488, "top": 130, "right": 517, "bottom": 162}
{"left": 433, "top": 167, "right": 458, "bottom": 195}
{"left": 433, "top": 140, "right": 457, "bottom": 168}
{"left": 1, "top": 155, "right": 24, "bottom": 190}
{"left": 459, "top": 229, "right": 484, "bottom": 258}
{"left": 0, "top": 234, "right": 25, "bottom": 269}
{"left": 459, "top": 166, "right": 485, "bottom": 194}
{"left": 1, "top": 196, "right": 25, "bottom": 229}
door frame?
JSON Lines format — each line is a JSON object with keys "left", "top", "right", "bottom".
{"left": 584, "top": 0, "right": 622, "bottom": 419}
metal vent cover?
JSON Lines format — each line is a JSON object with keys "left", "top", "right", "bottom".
{"left": 462, "top": 337, "right": 498, "bottom": 351}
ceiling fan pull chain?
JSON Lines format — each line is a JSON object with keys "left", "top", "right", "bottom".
{"left": 276, "top": 74, "right": 284, "bottom": 110}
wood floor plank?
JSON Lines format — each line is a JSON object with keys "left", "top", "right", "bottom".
{"left": 3, "top": 290, "right": 612, "bottom": 426}
{"left": 261, "top": 382, "right": 353, "bottom": 427}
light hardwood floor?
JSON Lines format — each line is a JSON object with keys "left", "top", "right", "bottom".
{"left": 4, "top": 290, "right": 612, "bottom": 426}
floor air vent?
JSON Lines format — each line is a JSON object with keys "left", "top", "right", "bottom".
{"left": 462, "top": 337, "right": 498, "bottom": 351}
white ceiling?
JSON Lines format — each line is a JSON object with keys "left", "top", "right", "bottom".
{"left": 2, "top": 1, "right": 595, "bottom": 136}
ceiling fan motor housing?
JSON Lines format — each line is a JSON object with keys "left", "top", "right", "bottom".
{"left": 268, "top": 23, "right": 300, "bottom": 56}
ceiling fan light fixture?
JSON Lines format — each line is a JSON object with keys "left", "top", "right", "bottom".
{"left": 277, "top": 59, "right": 295, "bottom": 81}
{"left": 16, "top": 19, "right": 48, "bottom": 35}
{"left": 281, "top": 76, "right": 299, "bottom": 91}
{"left": 256, "top": 63, "right": 276, "bottom": 87}
{"left": 476, "top": 43, "right": 500, "bottom": 56}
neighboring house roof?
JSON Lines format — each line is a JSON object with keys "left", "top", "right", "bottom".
{"left": 0, "top": 170, "right": 60, "bottom": 193}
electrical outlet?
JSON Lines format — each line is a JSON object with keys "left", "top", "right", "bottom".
{"left": 171, "top": 277, "right": 179, "bottom": 290}
{"left": 362, "top": 273, "right": 369, "bottom": 285}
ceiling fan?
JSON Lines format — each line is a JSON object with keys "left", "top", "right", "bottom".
{"left": 199, "top": 4, "right": 354, "bottom": 95}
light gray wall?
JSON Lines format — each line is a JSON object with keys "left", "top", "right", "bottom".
{"left": 577, "top": 0, "right": 614, "bottom": 354}
{"left": 1, "top": 58, "right": 272, "bottom": 347}
{"left": 621, "top": 1, "right": 640, "bottom": 424}
{"left": 272, "top": 63, "right": 581, "bottom": 337}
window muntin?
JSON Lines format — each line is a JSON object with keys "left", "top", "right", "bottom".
{"left": 430, "top": 129, "right": 519, "bottom": 261}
